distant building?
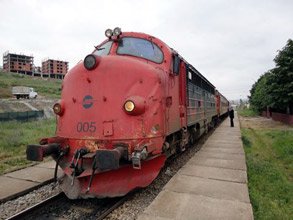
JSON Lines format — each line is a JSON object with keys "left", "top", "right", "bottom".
{"left": 3, "top": 51, "right": 34, "bottom": 75}
{"left": 42, "top": 59, "right": 68, "bottom": 79}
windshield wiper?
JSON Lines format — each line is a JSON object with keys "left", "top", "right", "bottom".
{"left": 94, "top": 46, "right": 105, "bottom": 51}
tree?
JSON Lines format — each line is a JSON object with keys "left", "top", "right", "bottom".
{"left": 249, "top": 39, "right": 293, "bottom": 114}
{"left": 249, "top": 72, "right": 272, "bottom": 112}
{"left": 269, "top": 39, "right": 293, "bottom": 114}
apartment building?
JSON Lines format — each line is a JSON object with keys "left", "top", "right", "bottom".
{"left": 42, "top": 59, "right": 68, "bottom": 79}
{"left": 3, "top": 51, "right": 33, "bottom": 75}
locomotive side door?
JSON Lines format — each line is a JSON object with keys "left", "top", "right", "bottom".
{"left": 166, "top": 54, "right": 187, "bottom": 135}
{"left": 179, "top": 61, "right": 187, "bottom": 128}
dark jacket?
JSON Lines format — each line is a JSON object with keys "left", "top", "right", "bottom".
{"left": 229, "top": 109, "right": 234, "bottom": 119}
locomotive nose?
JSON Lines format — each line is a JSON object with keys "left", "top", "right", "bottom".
{"left": 57, "top": 55, "right": 164, "bottom": 141}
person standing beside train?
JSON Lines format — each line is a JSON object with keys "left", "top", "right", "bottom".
{"left": 229, "top": 106, "right": 234, "bottom": 127}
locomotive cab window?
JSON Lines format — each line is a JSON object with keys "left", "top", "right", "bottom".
{"left": 93, "top": 41, "right": 113, "bottom": 56}
{"left": 117, "top": 37, "right": 163, "bottom": 63}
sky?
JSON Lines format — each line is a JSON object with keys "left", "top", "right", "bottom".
{"left": 0, "top": 0, "right": 292, "bottom": 100}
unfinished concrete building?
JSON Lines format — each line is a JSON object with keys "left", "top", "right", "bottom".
{"left": 3, "top": 51, "right": 34, "bottom": 75}
{"left": 42, "top": 59, "right": 68, "bottom": 79}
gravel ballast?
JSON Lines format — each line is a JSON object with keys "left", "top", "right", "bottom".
{"left": 0, "top": 182, "right": 61, "bottom": 220}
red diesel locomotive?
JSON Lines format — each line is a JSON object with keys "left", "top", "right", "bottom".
{"left": 27, "top": 28, "right": 229, "bottom": 199}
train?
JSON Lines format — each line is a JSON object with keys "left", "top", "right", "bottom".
{"left": 26, "top": 28, "right": 229, "bottom": 199}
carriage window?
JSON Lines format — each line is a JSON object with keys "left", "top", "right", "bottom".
{"left": 188, "top": 71, "right": 192, "bottom": 80}
{"left": 117, "top": 37, "right": 163, "bottom": 63}
{"left": 93, "top": 41, "right": 113, "bottom": 56}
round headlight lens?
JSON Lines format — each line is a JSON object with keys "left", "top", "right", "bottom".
{"left": 53, "top": 103, "right": 62, "bottom": 115}
{"left": 105, "top": 29, "right": 113, "bottom": 38}
{"left": 84, "top": 54, "right": 97, "bottom": 70}
{"left": 113, "top": 27, "right": 122, "bottom": 36}
{"left": 124, "top": 100, "right": 135, "bottom": 112}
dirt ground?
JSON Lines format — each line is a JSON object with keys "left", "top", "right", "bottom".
{"left": 0, "top": 100, "right": 31, "bottom": 112}
{"left": 239, "top": 115, "right": 293, "bottom": 130}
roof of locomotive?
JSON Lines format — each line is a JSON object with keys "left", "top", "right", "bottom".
{"left": 104, "top": 31, "right": 216, "bottom": 90}
{"left": 216, "top": 90, "right": 229, "bottom": 102}
{"left": 127, "top": 32, "right": 216, "bottom": 90}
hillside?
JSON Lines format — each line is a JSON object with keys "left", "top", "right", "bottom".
{"left": 0, "top": 71, "right": 62, "bottom": 99}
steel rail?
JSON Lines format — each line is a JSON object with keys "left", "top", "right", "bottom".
{"left": 6, "top": 192, "right": 65, "bottom": 220}
{"left": 96, "top": 195, "right": 131, "bottom": 220}
{"left": 6, "top": 191, "right": 129, "bottom": 220}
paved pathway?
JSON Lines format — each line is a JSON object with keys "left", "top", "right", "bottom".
{"left": 0, "top": 161, "right": 60, "bottom": 202}
{"left": 138, "top": 114, "right": 254, "bottom": 220}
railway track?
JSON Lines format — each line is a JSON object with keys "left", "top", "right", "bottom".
{"left": 7, "top": 192, "right": 65, "bottom": 220}
{"left": 6, "top": 191, "right": 130, "bottom": 220}
{"left": 3, "top": 122, "right": 218, "bottom": 220}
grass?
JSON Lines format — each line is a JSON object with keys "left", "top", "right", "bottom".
{"left": 0, "top": 71, "right": 62, "bottom": 99}
{"left": 0, "top": 118, "right": 56, "bottom": 174}
{"left": 241, "top": 127, "right": 293, "bottom": 219}
{"left": 238, "top": 108, "right": 259, "bottom": 117}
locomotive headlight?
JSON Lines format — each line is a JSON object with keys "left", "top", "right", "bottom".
{"left": 105, "top": 29, "right": 113, "bottom": 38}
{"left": 84, "top": 54, "right": 97, "bottom": 70}
{"left": 113, "top": 27, "right": 122, "bottom": 36}
{"left": 124, "top": 96, "right": 146, "bottom": 115}
{"left": 53, "top": 101, "right": 64, "bottom": 116}
{"left": 124, "top": 100, "right": 135, "bottom": 112}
